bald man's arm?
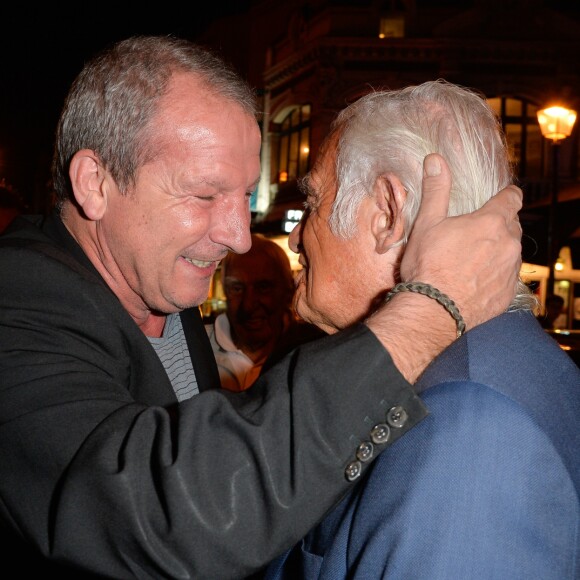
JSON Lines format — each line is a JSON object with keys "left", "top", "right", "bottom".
{"left": 367, "top": 153, "right": 523, "bottom": 382}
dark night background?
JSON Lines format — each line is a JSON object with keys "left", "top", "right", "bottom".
{"left": 0, "top": 3, "right": 253, "bottom": 203}
{"left": 1, "top": 0, "right": 580, "bottom": 209}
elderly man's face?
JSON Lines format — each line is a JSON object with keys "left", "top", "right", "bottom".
{"left": 289, "top": 134, "right": 393, "bottom": 334}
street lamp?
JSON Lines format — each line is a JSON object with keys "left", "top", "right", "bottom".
{"left": 537, "top": 105, "right": 577, "bottom": 295}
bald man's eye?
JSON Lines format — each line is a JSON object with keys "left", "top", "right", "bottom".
{"left": 226, "top": 282, "right": 244, "bottom": 297}
{"left": 255, "top": 281, "right": 275, "bottom": 294}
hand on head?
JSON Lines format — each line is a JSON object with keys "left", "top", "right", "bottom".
{"left": 400, "top": 153, "right": 523, "bottom": 330}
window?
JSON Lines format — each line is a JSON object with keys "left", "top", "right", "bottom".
{"left": 273, "top": 104, "right": 311, "bottom": 184}
{"left": 379, "top": 16, "right": 405, "bottom": 38}
{"left": 487, "top": 96, "right": 543, "bottom": 180}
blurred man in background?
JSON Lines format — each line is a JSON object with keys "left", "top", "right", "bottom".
{"left": 207, "top": 233, "right": 322, "bottom": 391}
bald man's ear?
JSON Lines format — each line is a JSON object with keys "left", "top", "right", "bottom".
{"left": 371, "top": 173, "right": 407, "bottom": 254}
{"left": 68, "top": 149, "right": 109, "bottom": 221}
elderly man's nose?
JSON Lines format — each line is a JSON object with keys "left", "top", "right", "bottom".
{"left": 288, "top": 221, "right": 303, "bottom": 254}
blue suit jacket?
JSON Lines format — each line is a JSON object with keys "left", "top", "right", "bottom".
{"left": 266, "top": 311, "right": 580, "bottom": 579}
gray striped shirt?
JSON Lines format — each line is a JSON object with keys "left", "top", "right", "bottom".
{"left": 148, "top": 313, "right": 199, "bottom": 401}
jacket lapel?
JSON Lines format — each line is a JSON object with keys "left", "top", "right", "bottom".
{"left": 180, "top": 308, "right": 220, "bottom": 392}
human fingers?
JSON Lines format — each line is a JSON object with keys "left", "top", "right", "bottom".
{"left": 412, "top": 153, "right": 452, "bottom": 231}
{"left": 482, "top": 185, "right": 523, "bottom": 223}
{"left": 454, "top": 186, "right": 523, "bottom": 326}
{"left": 400, "top": 154, "right": 452, "bottom": 282}
{"left": 480, "top": 185, "right": 524, "bottom": 248}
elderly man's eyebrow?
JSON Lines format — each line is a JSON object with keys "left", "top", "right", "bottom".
{"left": 298, "top": 171, "right": 317, "bottom": 197}
{"left": 298, "top": 174, "right": 320, "bottom": 211}
{"left": 298, "top": 173, "right": 316, "bottom": 209}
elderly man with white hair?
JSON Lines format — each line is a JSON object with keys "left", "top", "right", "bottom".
{"left": 266, "top": 80, "right": 580, "bottom": 580}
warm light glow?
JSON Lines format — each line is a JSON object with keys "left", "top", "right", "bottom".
{"left": 269, "top": 235, "right": 302, "bottom": 271}
{"left": 555, "top": 259, "right": 565, "bottom": 272}
{"left": 537, "top": 106, "right": 577, "bottom": 142}
{"left": 378, "top": 17, "right": 405, "bottom": 39}
{"left": 279, "top": 171, "right": 288, "bottom": 182}
{"left": 301, "top": 146, "right": 310, "bottom": 154}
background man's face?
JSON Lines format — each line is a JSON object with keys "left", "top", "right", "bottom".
{"left": 224, "top": 252, "right": 290, "bottom": 353}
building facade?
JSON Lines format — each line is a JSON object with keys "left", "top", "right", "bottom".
{"left": 199, "top": 0, "right": 580, "bottom": 328}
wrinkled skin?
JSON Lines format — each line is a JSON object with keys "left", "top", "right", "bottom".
{"left": 289, "top": 134, "right": 402, "bottom": 334}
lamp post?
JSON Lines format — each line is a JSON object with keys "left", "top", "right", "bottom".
{"left": 537, "top": 105, "right": 577, "bottom": 295}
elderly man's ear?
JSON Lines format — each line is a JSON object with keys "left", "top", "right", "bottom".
{"left": 371, "top": 173, "right": 407, "bottom": 254}
{"left": 69, "top": 149, "right": 110, "bottom": 220}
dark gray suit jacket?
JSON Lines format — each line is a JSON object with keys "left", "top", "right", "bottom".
{"left": 0, "top": 213, "right": 427, "bottom": 579}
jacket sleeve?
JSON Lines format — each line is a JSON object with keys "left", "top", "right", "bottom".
{"left": 0, "top": 238, "right": 428, "bottom": 579}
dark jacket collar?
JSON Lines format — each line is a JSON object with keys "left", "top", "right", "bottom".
{"left": 44, "top": 210, "right": 220, "bottom": 392}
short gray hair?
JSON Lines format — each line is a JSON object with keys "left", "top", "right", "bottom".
{"left": 328, "top": 79, "right": 534, "bottom": 310}
{"left": 52, "top": 35, "right": 257, "bottom": 208}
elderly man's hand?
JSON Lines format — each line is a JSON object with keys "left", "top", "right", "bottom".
{"left": 401, "top": 153, "right": 523, "bottom": 329}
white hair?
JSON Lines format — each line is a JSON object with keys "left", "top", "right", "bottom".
{"left": 328, "top": 79, "right": 534, "bottom": 310}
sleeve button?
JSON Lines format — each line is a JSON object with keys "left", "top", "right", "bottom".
{"left": 356, "top": 441, "right": 374, "bottom": 462}
{"left": 345, "top": 460, "right": 362, "bottom": 482}
{"left": 386, "top": 406, "right": 408, "bottom": 428}
{"left": 370, "top": 423, "right": 391, "bottom": 444}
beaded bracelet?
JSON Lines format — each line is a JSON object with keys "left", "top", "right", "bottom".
{"left": 384, "top": 282, "right": 466, "bottom": 339}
